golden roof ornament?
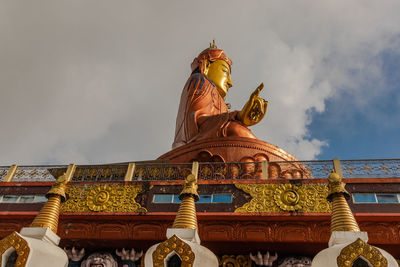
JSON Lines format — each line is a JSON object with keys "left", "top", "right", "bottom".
{"left": 30, "top": 164, "right": 76, "bottom": 233}
{"left": 172, "top": 174, "right": 199, "bottom": 230}
{"left": 327, "top": 170, "right": 360, "bottom": 232}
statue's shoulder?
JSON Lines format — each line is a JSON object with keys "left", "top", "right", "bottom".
{"left": 186, "top": 73, "right": 215, "bottom": 95}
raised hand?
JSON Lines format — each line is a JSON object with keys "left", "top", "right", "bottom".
{"left": 64, "top": 247, "right": 85, "bottom": 261}
{"left": 250, "top": 251, "right": 278, "bottom": 266}
{"left": 239, "top": 82, "right": 269, "bottom": 126}
{"left": 116, "top": 248, "right": 143, "bottom": 261}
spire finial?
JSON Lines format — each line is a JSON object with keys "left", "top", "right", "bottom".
{"left": 328, "top": 170, "right": 360, "bottom": 232}
{"left": 30, "top": 164, "right": 76, "bottom": 233}
{"left": 172, "top": 174, "right": 199, "bottom": 230}
{"left": 210, "top": 39, "right": 217, "bottom": 48}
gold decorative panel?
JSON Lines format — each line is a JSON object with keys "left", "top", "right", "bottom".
{"left": 0, "top": 232, "right": 30, "bottom": 267}
{"left": 152, "top": 235, "right": 195, "bottom": 267}
{"left": 235, "top": 183, "right": 331, "bottom": 213}
{"left": 61, "top": 184, "right": 147, "bottom": 213}
{"left": 337, "top": 238, "right": 387, "bottom": 267}
{"left": 220, "top": 255, "right": 252, "bottom": 267}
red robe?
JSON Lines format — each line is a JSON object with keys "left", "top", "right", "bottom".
{"left": 173, "top": 73, "right": 256, "bottom": 149}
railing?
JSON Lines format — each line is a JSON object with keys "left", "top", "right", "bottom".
{"left": 0, "top": 159, "right": 399, "bottom": 182}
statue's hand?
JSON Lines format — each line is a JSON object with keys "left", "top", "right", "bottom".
{"left": 238, "top": 83, "right": 268, "bottom": 126}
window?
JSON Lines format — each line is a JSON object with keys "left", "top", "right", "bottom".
{"left": 376, "top": 194, "right": 399, "bottom": 203}
{"left": 353, "top": 193, "right": 376, "bottom": 203}
{"left": 352, "top": 193, "right": 399, "bottom": 204}
{"left": 0, "top": 195, "right": 47, "bottom": 203}
{"left": 153, "top": 193, "right": 232, "bottom": 204}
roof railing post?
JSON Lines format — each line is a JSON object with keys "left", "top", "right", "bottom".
{"left": 192, "top": 161, "right": 199, "bottom": 180}
{"left": 124, "top": 162, "right": 136, "bottom": 182}
{"left": 261, "top": 161, "right": 269, "bottom": 180}
{"left": 333, "top": 158, "right": 343, "bottom": 178}
{"left": 4, "top": 165, "right": 18, "bottom": 182}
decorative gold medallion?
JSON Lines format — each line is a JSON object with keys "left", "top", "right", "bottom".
{"left": 86, "top": 185, "right": 113, "bottom": 212}
{"left": 235, "top": 183, "right": 331, "bottom": 213}
{"left": 337, "top": 238, "right": 388, "bottom": 267}
{"left": 0, "top": 232, "right": 30, "bottom": 267}
{"left": 152, "top": 235, "right": 195, "bottom": 267}
{"left": 220, "top": 254, "right": 252, "bottom": 267}
{"left": 61, "top": 184, "right": 147, "bottom": 213}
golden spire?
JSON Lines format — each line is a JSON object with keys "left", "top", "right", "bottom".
{"left": 30, "top": 164, "right": 75, "bottom": 233}
{"left": 327, "top": 171, "right": 360, "bottom": 232}
{"left": 172, "top": 174, "right": 199, "bottom": 230}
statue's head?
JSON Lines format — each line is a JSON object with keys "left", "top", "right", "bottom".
{"left": 81, "top": 252, "right": 118, "bottom": 267}
{"left": 191, "top": 41, "right": 233, "bottom": 99}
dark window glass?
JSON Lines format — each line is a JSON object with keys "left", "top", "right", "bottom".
{"left": 212, "top": 194, "right": 232, "bottom": 203}
{"left": 376, "top": 194, "right": 399, "bottom": 203}
{"left": 1, "top": 195, "right": 19, "bottom": 203}
{"left": 353, "top": 193, "right": 376, "bottom": 203}
{"left": 153, "top": 194, "right": 173, "bottom": 203}
{"left": 19, "top": 196, "right": 35, "bottom": 203}
{"left": 198, "top": 195, "right": 212, "bottom": 203}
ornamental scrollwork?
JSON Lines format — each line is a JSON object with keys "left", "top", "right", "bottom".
{"left": 152, "top": 235, "right": 195, "bottom": 267}
{"left": 234, "top": 183, "right": 331, "bottom": 213}
{"left": 61, "top": 184, "right": 147, "bottom": 213}
{"left": 337, "top": 238, "right": 388, "bottom": 267}
{"left": 0, "top": 232, "right": 30, "bottom": 267}
{"left": 219, "top": 255, "right": 252, "bottom": 267}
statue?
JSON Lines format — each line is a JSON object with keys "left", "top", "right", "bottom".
{"left": 173, "top": 41, "right": 268, "bottom": 149}
{"left": 65, "top": 247, "right": 142, "bottom": 267}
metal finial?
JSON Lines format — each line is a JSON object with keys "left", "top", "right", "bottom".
{"left": 210, "top": 39, "right": 217, "bottom": 48}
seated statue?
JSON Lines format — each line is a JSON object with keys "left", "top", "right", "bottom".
{"left": 173, "top": 41, "right": 268, "bottom": 149}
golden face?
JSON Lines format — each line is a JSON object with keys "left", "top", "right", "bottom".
{"left": 205, "top": 59, "right": 233, "bottom": 99}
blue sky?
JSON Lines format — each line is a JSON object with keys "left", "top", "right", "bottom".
{"left": 310, "top": 51, "right": 400, "bottom": 160}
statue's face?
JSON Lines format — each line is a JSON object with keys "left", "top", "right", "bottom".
{"left": 81, "top": 252, "right": 117, "bottom": 267}
{"left": 205, "top": 59, "right": 232, "bottom": 99}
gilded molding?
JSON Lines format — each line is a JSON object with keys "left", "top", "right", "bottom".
{"left": 152, "top": 235, "right": 195, "bottom": 267}
{"left": 235, "top": 183, "right": 331, "bottom": 213}
{"left": 0, "top": 232, "right": 30, "bottom": 267}
{"left": 61, "top": 184, "right": 147, "bottom": 213}
{"left": 220, "top": 255, "right": 252, "bottom": 267}
{"left": 337, "top": 238, "right": 387, "bottom": 267}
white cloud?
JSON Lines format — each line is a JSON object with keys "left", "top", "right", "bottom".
{"left": 0, "top": 0, "right": 400, "bottom": 164}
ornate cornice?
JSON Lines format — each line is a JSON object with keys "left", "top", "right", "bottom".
{"left": 235, "top": 183, "right": 331, "bottom": 213}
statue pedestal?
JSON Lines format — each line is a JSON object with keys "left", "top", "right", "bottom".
{"left": 159, "top": 137, "right": 298, "bottom": 163}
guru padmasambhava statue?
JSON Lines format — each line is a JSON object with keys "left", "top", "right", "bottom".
{"left": 173, "top": 41, "right": 269, "bottom": 149}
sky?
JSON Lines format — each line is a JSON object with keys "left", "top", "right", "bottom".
{"left": 0, "top": 1, "right": 400, "bottom": 165}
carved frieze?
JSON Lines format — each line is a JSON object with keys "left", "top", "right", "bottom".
{"left": 235, "top": 183, "right": 331, "bottom": 213}
{"left": 61, "top": 184, "right": 147, "bottom": 213}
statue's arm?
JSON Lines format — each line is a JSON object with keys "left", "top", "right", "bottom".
{"left": 238, "top": 83, "right": 268, "bottom": 126}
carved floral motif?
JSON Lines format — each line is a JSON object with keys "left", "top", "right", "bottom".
{"left": 337, "top": 238, "right": 388, "bottom": 267}
{"left": 235, "top": 183, "right": 331, "bottom": 213}
{"left": 220, "top": 255, "right": 252, "bottom": 267}
{"left": 61, "top": 184, "right": 147, "bottom": 213}
{"left": 152, "top": 235, "right": 195, "bottom": 267}
{"left": 0, "top": 232, "right": 30, "bottom": 267}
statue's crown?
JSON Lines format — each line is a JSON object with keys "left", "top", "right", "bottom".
{"left": 191, "top": 40, "right": 232, "bottom": 73}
